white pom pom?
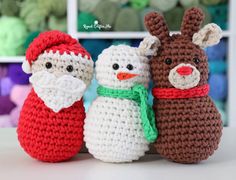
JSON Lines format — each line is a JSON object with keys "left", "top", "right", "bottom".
{"left": 138, "top": 35, "right": 161, "bottom": 56}
{"left": 22, "top": 59, "right": 32, "bottom": 74}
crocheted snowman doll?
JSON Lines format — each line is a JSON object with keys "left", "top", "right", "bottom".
{"left": 84, "top": 36, "right": 159, "bottom": 163}
{"left": 17, "top": 31, "right": 94, "bottom": 162}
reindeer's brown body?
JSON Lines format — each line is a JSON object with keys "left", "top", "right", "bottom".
{"left": 145, "top": 8, "right": 223, "bottom": 163}
{"left": 153, "top": 97, "right": 222, "bottom": 163}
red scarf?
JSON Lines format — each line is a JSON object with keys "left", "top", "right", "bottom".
{"left": 152, "top": 84, "right": 209, "bottom": 99}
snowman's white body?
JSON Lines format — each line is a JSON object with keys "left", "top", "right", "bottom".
{"left": 84, "top": 96, "right": 149, "bottom": 163}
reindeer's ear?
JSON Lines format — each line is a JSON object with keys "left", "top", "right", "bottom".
{"left": 192, "top": 23, "right": 222, "bottom": 48}
{"left": 181, "top": 8, "right": 204, "bottom": 39}
{"left": 144, "top": 12, "right": 170, "bottom": 43}
{"left": 138, "top": 35, "right": 161, "bottom": 56}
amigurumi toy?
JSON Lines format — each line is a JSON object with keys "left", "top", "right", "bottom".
{"left": 84, "top": 36, "right": 159, "bottom": 163}
{"left": 145, "top": 7, "right": 223, "bottom": 163}
{"left": 17, "top": 30, "right": 94, "bottom": 162}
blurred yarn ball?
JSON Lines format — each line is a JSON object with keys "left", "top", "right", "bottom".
{"left": 164, "top": 7, "right": 185, "bottom": 31}
{"left": 0, "top": 16, "right": 28, "bottom": 56}
{"left": 0, "top": 95, "right": 16, "bottom": 115}
{"left": 206, "top": 39, "right": 227, "bottom": 60}
{"left": 179, "top": 0, "right": 199, "bottom": 8}
{"left": 208, "top": 4, "right": 228, "bottom": 30}
{"left": 130, "top": 0, "right": 149, "bottom": 10}
{"left": 0, "top": 0, "right": 21, "bottom": 16}
{"left": 114, "top": 8, "right": 141, "bottom": 31}
{"left": 201, "top": 0, "right": 221, "bottom": 5}
{"left": 0, "top": 77, "right": 14, "bottom": 96}
{"left": 44, "top": 0, "right": 67, "bottom": 17}
{"left": 209, "top": 60, "right": 227, "bottom": 74}
{"left": 78, "top": 0, "right": 101, "bottom": 13}
{"left": 80, "top": 39, "right": 111, "bottom": 61}
{"left": 109, "top": 0, "right": 128, "bottom": 5}
{"left": 131, "top": 39, "right": 142, "bottom": 47}
{"left": 140, "top": 7, "right": 160, "bottom": 30}
{"left": 198, "top": 5, "right": 212, "bottom": 26}
{"left": 24, "top": 31, "right": 40, "bottom": 49}
{"left": 149, "top": 0, "right": 178, "bottom": 12}
{"left": 48, "top": 15, "right": 67, "bottom": 32}
{"left": 78, "top": 12, "right": 100, "bottom": 32}
{"left": 83, "top": 77, "right": 98, "bottom": 111}
{"left": 0, "top": 115, "right": 13, "bottom": 128}
{"left": 8, "top": 64, "right": 30, "bottom": 85}
{"left": 20, "top": 0, "right": 48, "bottom": 31}
{"left": 93, "top": 0, "right": 120, "bottom": 29}
{"left": 112, "top": 39, "right": 131, "bottom": 45}
{"left": 209, "top": 74, "right": 227, "bottom": 101}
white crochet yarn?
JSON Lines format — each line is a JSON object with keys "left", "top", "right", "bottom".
{"left": 168, "top": 63, "right": 200, "bottom": 90}
{"left": 84, "top": 36, "right": 159, "bottom": 163}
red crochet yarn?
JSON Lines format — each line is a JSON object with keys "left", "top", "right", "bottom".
{"left": 17, "top": 89, "right": 85, "bottom": 162}
{"left": 152, "top": 84, "right": 209, "bottom": 99}
{"left": 26, "top": 30, "right": 91, "bottom": 65}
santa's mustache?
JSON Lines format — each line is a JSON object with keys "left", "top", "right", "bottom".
{"left": 29, "top": 70, "right": 86, "bottom": 112}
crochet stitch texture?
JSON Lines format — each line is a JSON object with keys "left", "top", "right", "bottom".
{"left": 84, "top": 38, "right": 159, "bottom": 163}
{"left": 145, "top": 8, "right": 223, "bottom": 163}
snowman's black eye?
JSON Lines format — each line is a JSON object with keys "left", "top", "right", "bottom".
{"left": 66, "top": 65, "right": 74, "bottom": 72}
{"left": 112, "top": 63, "right": 119, "bottom": 70}
{"left": 45, "top": 62, "right": 52, "bottom": 69}
{"left": 193, "top": 57, "right": 200, "bottom": 64}
{"left": 126, "top": 64, "right": 133, "bottom": 70}
{"left": 165, "top": 58, "right": 172, "bottom": 65}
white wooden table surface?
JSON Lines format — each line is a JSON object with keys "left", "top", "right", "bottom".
{"left": 0, "top": 128, "right": 235, "bottom": 180}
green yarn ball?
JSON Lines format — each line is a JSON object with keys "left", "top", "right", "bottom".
{"left": 114, "top": 8, "right": 141, "bottom": 31}
{"left": 24, "top": 31, "right": 40, "bottom": 49}
{"left": 149, "top": 0, "right": 178, "bottom": 12}
{"left": 48, "top": 15, "right": 67, "bottom": 32}
{"left": 0, "top": 0, "right": 21, "bottom": 16}
{"left": 164, "top": 7, "right": 185, "bottom": 31}
{"left": 140, "top": 7, "right": 161, "bottom": 30}
{"left": 78, "top": 12, "right": 100, "bottom": 32}
{"left": 179, "top": 0, "right": 199, "bottom": 8}
{"left": 78, "top": 0, "right": 101, "bottom": 13}
{"left": 201, "top": 0, "right": 221, "bottom": 5}
{"left": 0, "top": 16, "right": 28, "bottom": 56}
{"left": 93, "top": 0, "right": 120, "bottom": 29}
{"left": 130, "top": 0, "right": 149, "bottom": 10}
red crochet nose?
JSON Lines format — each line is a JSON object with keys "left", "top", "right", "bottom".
{"left": 176, "top": 66, "right": 193, "bottom": 76}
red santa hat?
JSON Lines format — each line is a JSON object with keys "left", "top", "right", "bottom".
{"left": 23, "top": 30, "right": 92, "bottom": 73}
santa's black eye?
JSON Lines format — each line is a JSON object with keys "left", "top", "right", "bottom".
{"left": 66, "top": 65, "right": 74, "bottom": 72}
{"left": 165, "top": 58, "right": 172, "bottom": 65}
{"left": 126, "top": 64, "right": 133, "bottom": 70}
{"left": 112, "top": 63, "right": 119, "bottom": 70}
{"left": 45, "top": 62, "right": 52, "bottom": 69}
{"left": 193, "top": 57, "right": 200, "bottom": 64}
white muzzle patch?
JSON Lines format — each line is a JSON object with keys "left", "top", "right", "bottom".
{"left": 168, "top": 63, "right": 200, "bottom": 90}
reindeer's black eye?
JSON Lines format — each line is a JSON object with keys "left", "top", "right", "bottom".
{"left": 126, "top": 64, "right": 133, "bottom": 70}
{"left": 66, "top": 65, "right": 74, "bottom": 72}
{"left": 193, "top": 57, "right": 200, "bottom": 64}
{"left": 165, "top": 58, "right": 172, "bottom": 65}
{"left": 45, "top": 62, "right": 52, "bottom": 69}
{"left": 112, "top": 63, "right": 119, "bottom": 70}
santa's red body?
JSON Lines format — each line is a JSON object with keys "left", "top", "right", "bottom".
{"left": 17, "top": 89, "right": 85, "bottom": 162}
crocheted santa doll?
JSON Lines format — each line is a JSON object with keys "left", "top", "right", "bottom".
{"left": 84, "top": 36, "right": 159, "bottom": 163}
{"left": 145, "top": 8, "right": 223, "bottom": 163}
{"left": 17, "top": 30, "right": 94, "bottom": 162}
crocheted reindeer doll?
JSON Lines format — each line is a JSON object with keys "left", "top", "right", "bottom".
{"left": 145, "top": 8, "right": 223, "bottom": 163}
{"left": 84, "top": 36, "right": 159, "bottom": 163}
{"left": 17, "top": 31, "right": 94, "bottom": 162}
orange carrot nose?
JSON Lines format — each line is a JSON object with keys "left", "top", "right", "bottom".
{"left": 117, "top": 72, "right": 139, "bottom": 80}
{"left": 176, "top": 66, "right": 193, "bottom": 76}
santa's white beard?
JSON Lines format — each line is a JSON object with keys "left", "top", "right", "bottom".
{"left": 29, "top": 71, "right": 86, "bottom": 113}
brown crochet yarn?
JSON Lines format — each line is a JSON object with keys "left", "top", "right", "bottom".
{"left": 145, "top": 8, "right": 223, "bottom": 163}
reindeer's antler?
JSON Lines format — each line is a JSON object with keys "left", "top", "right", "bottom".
{"left": 180, "top": 8, "right": 204, "bottom": 39}
{"left": 145, "top": 12, "right": 170, "bottom": 43}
